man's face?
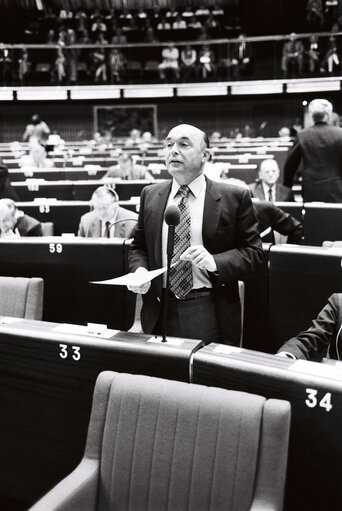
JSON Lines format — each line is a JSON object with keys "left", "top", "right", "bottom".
{"left": 259, "top": 160, "right": 280, "bottom": 186}
{"left": 92, "top": 196, "right": 117, "bottom": 222}
{"left": 165, "top": 124, "right": 209, "bottom": 184}
{"left": 118, "top": 156, "right": 132, "bottom": 171}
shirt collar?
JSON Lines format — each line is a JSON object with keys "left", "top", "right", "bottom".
{"left": 171, "top": 173, "right": 206, "bottom": 199}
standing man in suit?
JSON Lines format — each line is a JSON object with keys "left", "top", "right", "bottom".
{"left": 127, "top": 124, "right": 264, "bottom": 345}
{"left": 284, "top": 98, "right": 342, "bottom": 202}
{"left": 249, "top": 159, "right": 295, "bottom": 202}
{"left": 78, "top": 186, "right": 138, "bottom": 238}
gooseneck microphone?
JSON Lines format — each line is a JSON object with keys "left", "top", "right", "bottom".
{"left": 162, "top": 205, "right": 180, "bottom": 342}
{"left": 165, "top": 204, "right": 180, "bottom": 257}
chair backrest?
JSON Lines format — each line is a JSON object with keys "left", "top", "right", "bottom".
{"left": 0, "top": 276, "right": 43, "bottom": 320}
{"left": 89, "top": 372, "right": 291, "bottom": 511}
{"left": 41, "top": 222, "right": 54, "bottom": 236}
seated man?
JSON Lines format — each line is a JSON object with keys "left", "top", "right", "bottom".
{"left": 249, "top": 159, "right": 295, "bottom": 202}
{"left": 253, "top": 199, "right": 303, "bottom": 244}
{"left": 78, "top": 186, "right": 138, "bottom": 238}
{"left": 102, "top": 152, "right": 154, "bottom": 180}
{"left": 0, "top": 198, "right": 42, "bottom": 237}
{"left": 277, "top": 294, "right": 342, "bottom": 360}
{"left": 230, "top": 33, "right": 253, "bottom": 79}
{"left": 281, "top": 33, "right": 304, "bottom": 76}
{"left": 225, "top": 178, "right": 302, "bottom": 244}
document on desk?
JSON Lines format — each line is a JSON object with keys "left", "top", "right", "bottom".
{"left": 91, "top": 266, "right": 168, "bottom": 286}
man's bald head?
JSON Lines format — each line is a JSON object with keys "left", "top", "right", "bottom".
{"left": 165, "top": 124, "right": 211, "bottom": 184}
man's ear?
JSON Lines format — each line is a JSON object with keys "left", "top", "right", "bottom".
{"left": 202, "top": 148, "right": 211, "bottom": 162}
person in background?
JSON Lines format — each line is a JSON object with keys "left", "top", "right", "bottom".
{"left": 102, "top": 152, "right": 154, "bottom": 180}
{"left": 19, "top": 142, "right": 53, "bottom": 169}
{"left": 127, "top": 123, "right": 264, "bottom": 345}
{"left": 320, "top": 35, "right": 340, "bottom": 74}
{"left": 23, "top": 114, "right": 50, "bottom": 146}
{"left": 249, "top": 159, "right": 295, "bottom": 202}
{"left": 230, "top": 33, "right": 253, "bottom": 79}
{"left": 198, "top": 44, "right": 216, "bottom": 79}
{"left": 0, "top": 158, "right": 19, "bottom": 201}
{"left": 281, "top": 33, "right": 304, "bottom": 77}
{"left": 1, "top": 198, "right": 42, "bottom": 236}
{"left": 284, "top": 98, "right": 342, "bottom": 202}
{"left": 180, "top": 45, "right": 198, "bottom": 81}
{"left": 158, "top": 43, "right": 180, "bottom": 82}
{"left": 78, "top": 186, "right": 138, "bottom": 238}
{"left": 277, "top": 293, "right": 342, "bottom": 360}
{"left": 225, "top": 177, "right": 302, "bottom": 244}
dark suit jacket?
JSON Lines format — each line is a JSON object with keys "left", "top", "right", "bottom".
{"left": 128, "top": 178, "right": 264, "bottom": 344}
{"left": 249, "top": 181, "right": 295, "bottom": 202}
{"left": 277, "top": 293, "right": 342, "bottom": 360}
{"left": 253, "top": 200, "right": 303, "bottom": 244}
{"left": 0, "top": 164, "right": 19, "bottom": 201}
{"left": 16, "top": 214, "right": 42, "bottom": 236}
{"left": 284, "top": 122, "right": 342, "bottom": 202}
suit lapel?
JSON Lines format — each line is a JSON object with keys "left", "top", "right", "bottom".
{"left": 152, "top": 181, "right": 172, "bottom": 268}
{"left": 203, "top": 177, "right": 222, "bottom": 246}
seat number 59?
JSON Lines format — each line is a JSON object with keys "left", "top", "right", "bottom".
{"left": 305, "top": 388, "right": 332, "bottom": 412}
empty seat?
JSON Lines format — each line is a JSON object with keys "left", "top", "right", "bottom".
{"left": 0, "top": 276, "right": 43, "bottom": 320}
{"left": 29, "top": 371, "right": 291, "bottom": 511}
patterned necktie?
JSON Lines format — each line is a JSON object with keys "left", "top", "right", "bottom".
{"left": 268, "top": 186, "right": 273, "bottom": 202}
{"left": 104, "top": 221, "right": 111, "bottom": 238}
{"left": 169, "top": 185, "right": 193, "bottom": 298}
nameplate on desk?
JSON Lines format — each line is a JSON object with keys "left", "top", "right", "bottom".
{"left": 213, "top": 345, "right": 243, "bottom": 355}
{"left": 52, "top": 323, "right": 120, "bottom": 339}
{"left": 147, "top": 336, "right": 184, "bottom": 346}
{"left": 0, "top": 316, "right": 24, "bottom": 325}
{"left": 289, "top": 359, "right": 342, "bottom": 379}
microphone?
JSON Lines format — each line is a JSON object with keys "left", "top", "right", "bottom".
{"left": 162, "top": 205, "right": 180, "bottom": 343}
{"left": 164, "top": 205, "right": 180, "bottom": 258}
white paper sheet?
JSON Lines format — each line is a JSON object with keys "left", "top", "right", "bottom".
{"left": 91, "top": 266, "right": 168, "bottom": 286}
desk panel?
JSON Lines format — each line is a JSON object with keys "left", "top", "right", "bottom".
{"left": 0, "top": 320, "right": 202, "bottom": 505}
{"left": 269, "top": 245, "right": 342, "bottom": 352}
{"left": 193, "top": 345, "right": 342, "bottom": 511}
{"left": 303, "top": 203, "right": 342, "bottom": 246}
{"left": 0, "top": 238, "right": 135, "bottom": 330}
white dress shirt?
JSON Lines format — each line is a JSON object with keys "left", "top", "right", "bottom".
{"left": 100, "top": 210, "right": 118, "bottom": 238}
{"left": 262, "top": 182, "right": 275, "bottom": 201}
{"left": 162, "top": 174, "right": 212, "bottom": 289}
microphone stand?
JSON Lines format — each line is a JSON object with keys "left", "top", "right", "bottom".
{"left": 162, "top": 224, "right": 175, "bottom": 343}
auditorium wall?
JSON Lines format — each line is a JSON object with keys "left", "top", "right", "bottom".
{"left": 1, "top": 93, "right": 341, "bottom": 142}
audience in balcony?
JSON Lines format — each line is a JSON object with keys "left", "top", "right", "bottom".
{"left": 320, "top": 35, "right": 340, "bottom": 74}
{"left": 180, "top": 45, "right": 198, "bottom": 80}
{"left": 172, "top": 15, "right": 187, "bottom": 29}
{"left": 158, "top": 43, "right": 180, "bottom": 81}
{"left": 157, "top": 17, "right": 171, "bottom": 30}
{"left": 198, "top": 44, "right": 216, "bottom": 79}
{"left": 231, "top": 33, "right": 253, "bottom": 79}
{"left": 281, "top": 33, "right": 304, "bottom": 77}
{"left": 307, "top": 34, "right": 320, "bottom": 73}
{"left": 306, "top": 0, "right": 325, "bottom": 29}
{"left": 108, "top": 48, "right": 126, "bottom": 83}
